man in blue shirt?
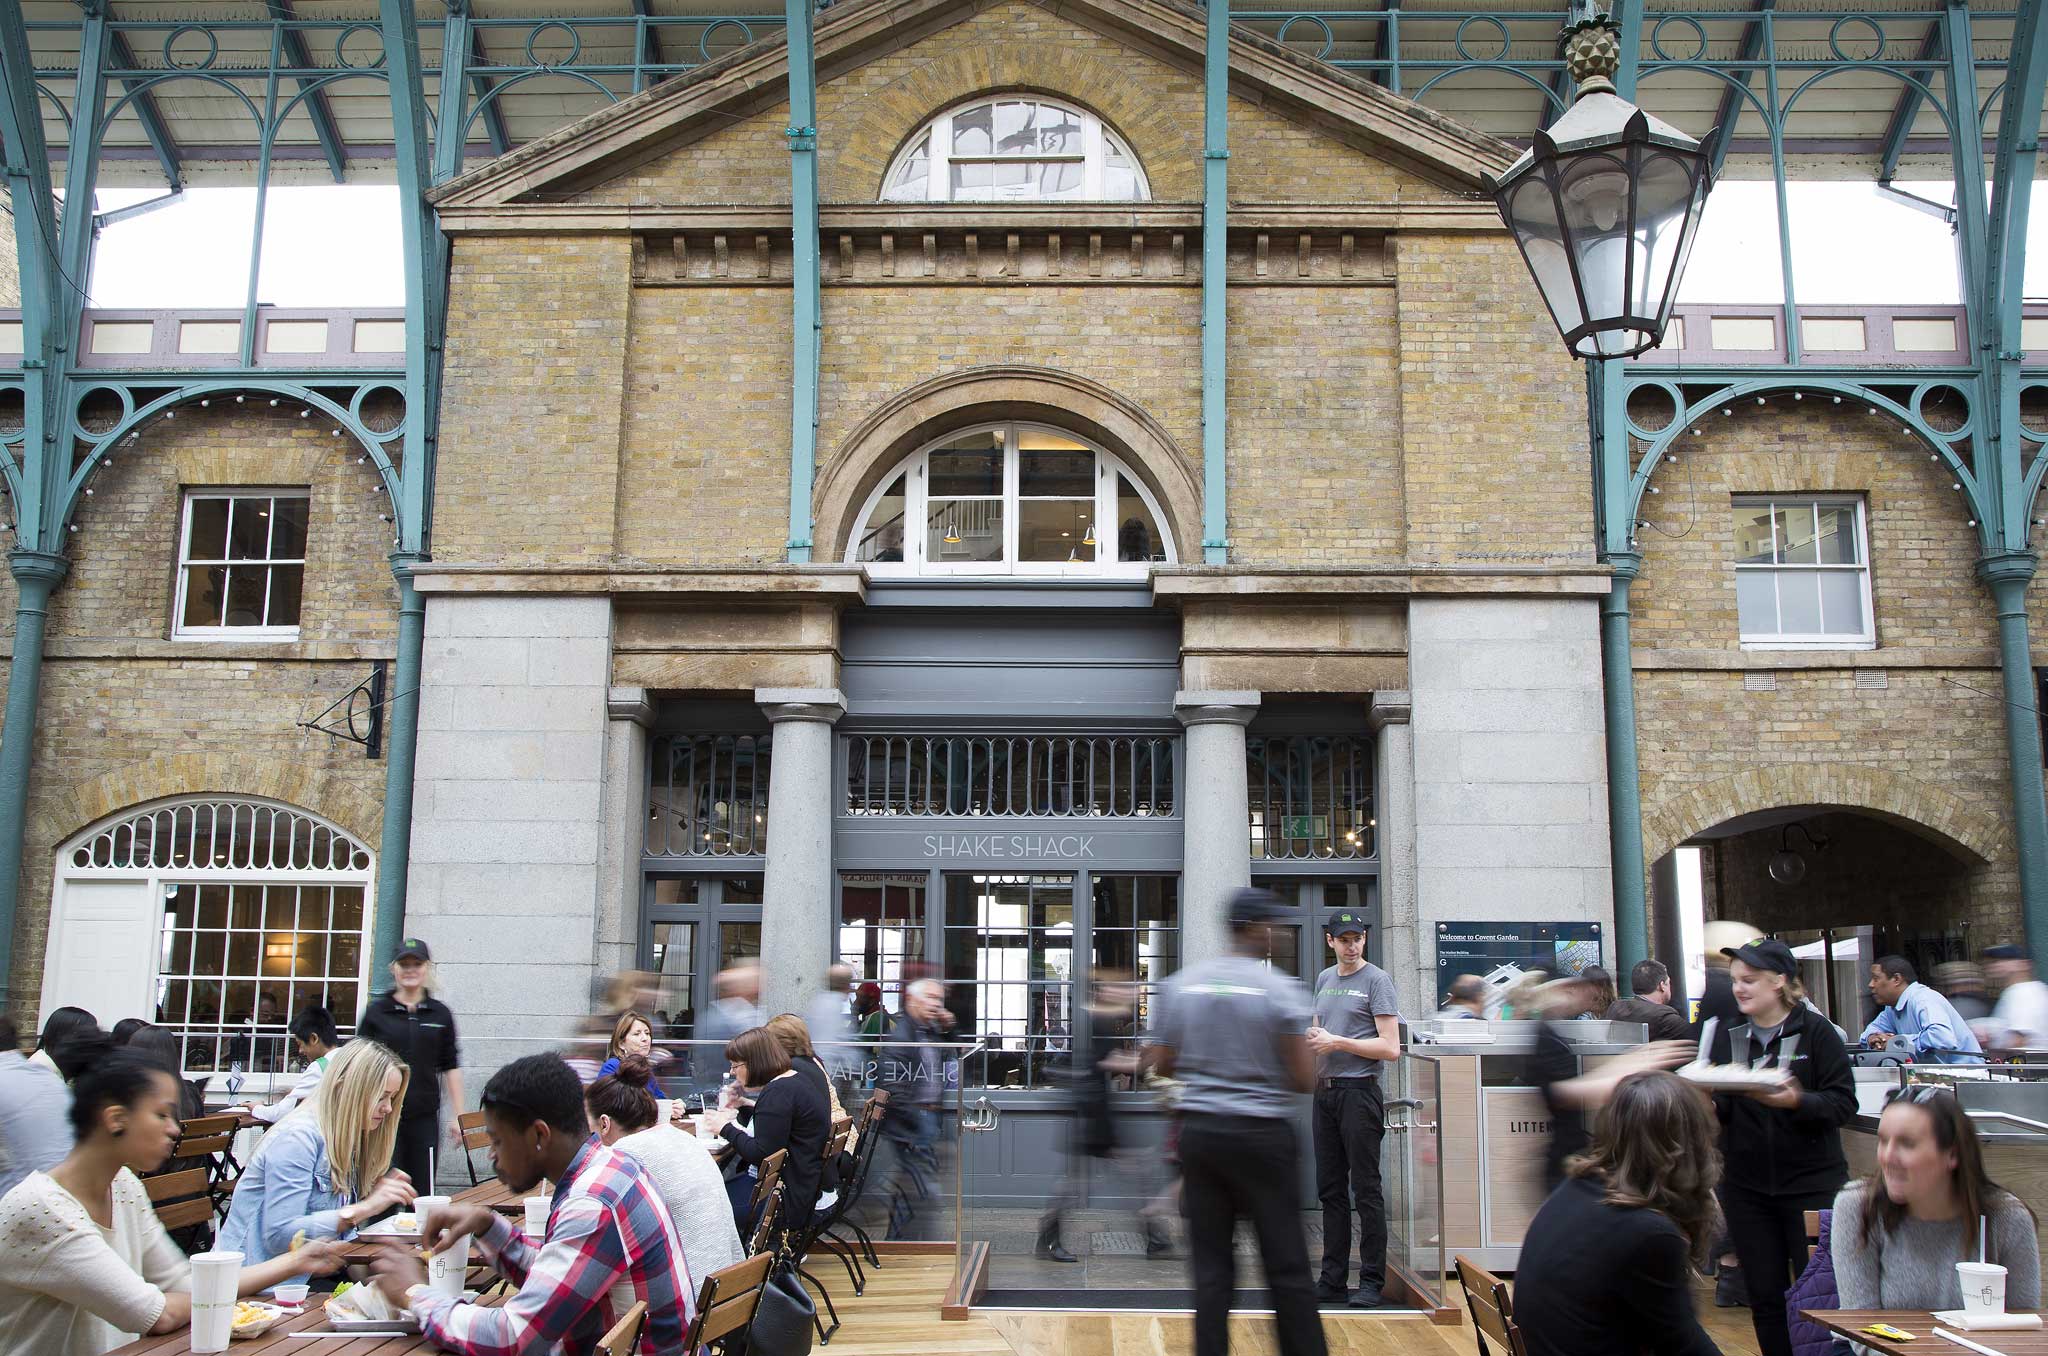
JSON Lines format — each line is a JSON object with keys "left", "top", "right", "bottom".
{"left": 1860, "top": 954, "right": 1985, "bottom": 1064}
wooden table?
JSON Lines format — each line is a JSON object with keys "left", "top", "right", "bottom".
{"left": 1803, "top": 1309, "right": 2048, "bottom": 1356}
{"left": 107, "top": 1292, "right": 507, "bottom": 1355}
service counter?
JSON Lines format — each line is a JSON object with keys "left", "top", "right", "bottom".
{"left": 1842, "top": 1068, "right": 2048, "bottom": 1223}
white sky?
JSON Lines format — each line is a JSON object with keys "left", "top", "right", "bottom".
{"left": 74, "top": 178, "right": 2045, "bottom": 308}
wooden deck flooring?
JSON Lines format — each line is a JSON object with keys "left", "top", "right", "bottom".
{"left": 825, "top": 1255, "right": 1771, "bottom": 1356}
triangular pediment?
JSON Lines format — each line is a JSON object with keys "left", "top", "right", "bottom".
{"left": 431, "top": 0, "right": 1514, "bottom": 210}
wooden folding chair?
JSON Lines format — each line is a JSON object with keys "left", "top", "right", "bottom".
{"left": 750, "top": 1148, "right": 787, "bottom": 1215}
{"left": 681, "top": 1253, "right": 775, "bottom": 1355}
{"left": 171, "top": 1112, "right": 244, "bottom": 1218}
{"left": 1805, "top": 1209, "right": 1823, "bottom": 1261}
{"left": 146, "top": 1167, "right": 217, "bottom": 1248}
{"left": 1456, "top": 1255, "right": 1530, "bottom": 1356}
{"left": 458, "top": 1110, "right": 492, "bottom": 1186}
{"left": 749, "top": 1184, "right": 783, "bottom": 1258}
{"left": 596, "top": 1300, "right": 647, "bottom": 1356}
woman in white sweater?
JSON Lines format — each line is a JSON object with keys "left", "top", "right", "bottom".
{"left": 585, "top": 1054, "right": 746, "bottom": 1286}
{"left": 0, "top": 1048, "right": 342, "bottom": 1356}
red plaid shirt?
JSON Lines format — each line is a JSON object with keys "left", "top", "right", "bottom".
{"left": 410, "top": 1139, "right": 694, "bottom": 1355}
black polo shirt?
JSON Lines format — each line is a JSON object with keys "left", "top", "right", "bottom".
{"left": 356, "top": 991, "right": 461, "bottom": 1121}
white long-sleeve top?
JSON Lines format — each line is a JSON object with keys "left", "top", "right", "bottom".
{"left": 0, "top": 1169, "right": 193, "bottom": 1356}
{"left": 250, "top": 1053, "right": 332, "bottom": 1124}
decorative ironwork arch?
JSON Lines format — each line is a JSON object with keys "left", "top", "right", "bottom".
{"left": 65, "top": 795, "right": 373, "bottom": 875}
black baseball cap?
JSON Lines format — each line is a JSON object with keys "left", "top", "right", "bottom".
{"left": 395, "top": 937, "right": 432, "bottom": 962}
{"left": 1226, "top": 887, "right": 1288, "bottom": 926}
{"left": 1325, "top": 911, "right": 1369, "bottom": 937}
{"left": 1720, "top": 936, "right": 1797, "bottom": 977}
{"left": 1983, "top": 944, "right": 2027, "bottom": 961}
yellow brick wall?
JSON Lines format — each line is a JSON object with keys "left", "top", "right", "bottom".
{"left": 575, "top": 0, "right": 1438, "bottom": 207}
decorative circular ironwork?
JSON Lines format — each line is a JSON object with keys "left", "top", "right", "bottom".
{"left": 698, "top": 18, "right": 756, "bottom": 62}
{"left": 524, "top": 20, "right": 583, "bottom": 69}
{"left": 1624, "top": 381, "right": 1681, "bottom": 437}
{"left": 1911, "top": 382, "right": 1975, "bottom": 439}
{"left": 1827, "top": 16, "right": 1886, "bottom": 64}
{"left": 349, "top": 382, "right": 408, "bottom": 437}
{"left": 1453, "top": 15, "right": 1513, "bottom": 64}
{"left": 1276, "top": 14, "right": 1337, "bottom": 62}
{"left": 72, "top": 385, "right": 132, "bottom": 439}
{"left": 2018, "top": 382, "right": 2048, "bottom": 444}
{"left": 334, "top": 23, "right": 388, "bottom": 71}
{"left": 1650, "top": 15, "right": 1709, "bottom": 64}
{"left": 164, "top": 25, "right": 221, "bottom": 72}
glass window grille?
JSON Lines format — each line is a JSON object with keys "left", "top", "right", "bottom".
{"left": 845, "top": 734, "right": 1177, "bottom": 817}
{"left": 1733, "top": 497, "right": 1875, "bottom": 648}
{"left": 838, "top": 872, "right": 929, "bottom": 994}
{"left": 174, "top": 490, "right": 309, "bottom": 639}
{"left": 1089, "top": 874, "right": 1180, "bottom": 1032}
{"left": 881, "top": 97, "right": 1148, "bottom": 203}
{"left": 847, "top": 423, "right": 1174, "bottom": 578}
{"left": 943, "top": 873, "right": 1075, "bottom": 1089}
{"left": 1247, "top": 735, "right": 1376, "bottom": 860}
{"left": 647, "top": 734, "right": 771, "bottom": 856}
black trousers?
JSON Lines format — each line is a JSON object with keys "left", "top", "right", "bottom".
{"left": 1180, "top": 1112, "right": 1328, "bottom": 1356}
{"left": 394, "top": 1110, "right": 440, "bottom": 1194}
{"left": 1720, "top": 1181, "right": 1838, "bottom": 1356}
{"left": 1311, "top": 1079, "right": 1386, "bottom": 1292}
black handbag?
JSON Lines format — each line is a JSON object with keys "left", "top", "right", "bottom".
{"left": 737, "top": 1265, "right": 816, "bottom": 1356}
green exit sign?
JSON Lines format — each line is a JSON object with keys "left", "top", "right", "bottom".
{"left": 1282, "top": 815, "right": 1327, "bottom": 839}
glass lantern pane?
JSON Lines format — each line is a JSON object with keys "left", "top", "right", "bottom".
{"left": 1559, "top": 153, "right": 1638, "bottom": 333}
{"left": 1506, "top": 177, "right": 1584, "bottom": 335}
{"left": 1630, "top": 152, "right": 1702, "bottom": 319}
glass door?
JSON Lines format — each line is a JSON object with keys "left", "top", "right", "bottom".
{"left": 639, "top": 875, "right": 764, "bottom": 1038}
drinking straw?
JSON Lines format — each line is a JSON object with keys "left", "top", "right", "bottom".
{"left": 1980, "top": 1214, "right": 1988, "bottom": 1265}
{"left": 428, "top": 1147, "right": 435, "bottom": 1193}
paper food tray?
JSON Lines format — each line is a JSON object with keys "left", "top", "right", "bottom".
{"left": 1933, "top": 1311, "right": 2044, "bottom": 1331}
{"left": 1677, "top": 1061, "right": 1791, "bottom": 1090}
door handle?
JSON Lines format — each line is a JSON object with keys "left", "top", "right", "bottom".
{"left": 962, "top": 1096, "right": 1000, "bottom": 1132}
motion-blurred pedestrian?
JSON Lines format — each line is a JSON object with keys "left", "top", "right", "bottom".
{"left": 1982, "top": 944, "right": 2048, "bottom": 1051}
{"left": 1039, "top": 968, "right": 1169, "bottom": 1263}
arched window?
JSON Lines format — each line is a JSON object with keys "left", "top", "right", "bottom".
{"left": 847, "top": 422, "right": 1174, "bottom": 577}
{"left": 46, "top": 798, "right": 375, "bottom": 1080}
{"left": 882, "top": 97, "right": 1148, "bottom": 203}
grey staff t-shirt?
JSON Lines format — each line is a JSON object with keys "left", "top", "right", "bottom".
{"left": 1153, "top": 953, "right": 1315, "bottom": 1119}
{"left": 1312, "top": 961, "right": 1401, "bottom": 1078}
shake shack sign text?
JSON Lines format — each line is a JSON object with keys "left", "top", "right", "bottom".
{"left": 922, "top": 832, "right": 1098, "bottom": 860}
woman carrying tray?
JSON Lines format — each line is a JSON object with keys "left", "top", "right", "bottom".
{"left": 1707, "top": 937, "right": 1858, "bottom": 1356}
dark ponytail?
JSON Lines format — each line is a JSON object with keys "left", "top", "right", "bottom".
{"left": 585, "top": 1053, "right": 658, "bottom": 1133}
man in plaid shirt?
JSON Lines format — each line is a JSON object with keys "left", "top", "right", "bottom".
{"left": 370, "top": 1053, "right": 694, "bottom": 1355}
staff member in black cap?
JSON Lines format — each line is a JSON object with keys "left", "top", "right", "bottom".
{"left": 1306, "top": 909, "right": 1401, "bottom": 1308}
{"left": 356, "top": 937, "right": 464, "bottom": 1192}
{"left": 1149, "top": 888, "right": 1325, "bottom": 1356}
{"left": 1708, "top": 936, "right": 1855, "bottom": 1356}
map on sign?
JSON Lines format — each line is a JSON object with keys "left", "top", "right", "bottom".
{"left": 1434, "top": 921, "right": 1604, "bottom": 1005}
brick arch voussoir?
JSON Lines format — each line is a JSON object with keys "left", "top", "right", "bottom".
{"left": 813, "top": 364, "right": 1203, "bottom": 563}
{"left": 831, "top": 44, "right": 1203, "bottom": 200}
{"left": 36, "top": 755, "right": 382, "bottom": 857}
{"left": 1642, "top": 761, "right": 2009, "bottom": 873}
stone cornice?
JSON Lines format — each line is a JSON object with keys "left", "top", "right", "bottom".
{"left": 408, "top": 564, "right": 868, "bottom": 604}
{"left": 437, "top": 201, "right": 1507, "bottom": 236}
{"left": 1151, "top": 566, "right": 1614, "bottom": 601}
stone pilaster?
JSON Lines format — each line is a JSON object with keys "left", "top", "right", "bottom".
{"left": 756, "top": 687, "right": 846, "bottom": 1019}
{"left": 1175, "top": 690, "right": 1260, "bottom": 969}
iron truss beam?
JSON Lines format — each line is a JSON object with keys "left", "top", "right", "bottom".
{"left": 1702, "top": 0, "right": 1772, "bottom": 174}
{"left": 267, "top": 0, "right": 348, "bottom": 183}
{"left": 106, "top": 30, "right": 182, "bottom": 189}
{"left": 1877, "top": 22, "right": 1944, "bottom": 186}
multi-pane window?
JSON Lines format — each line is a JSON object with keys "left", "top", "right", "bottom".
{"left": 882, "top": 97, "right": 1147, "bottom": 203}
{"left": 175, "top": 491, "right": 309, "bottom": 639}
{"left": 1247, "top": 735, "right": 1376, "bottom": 860}
{"left": 156, "top": 882, "right": 366, "bottom": 1075}
{"left": 1089, "top": 875, "right": 1179, "bottom": 1031}
{"left": 849, "top": 423, "right": 1173, "bottom": 577}
{"left": 839, "top": 872, "right": 928, "bottom": 993}
{"left": 1732, "top": 497, "right": 1874, "bottom": 647}
{"left": 944, "top": 873, "right": 1074, "bottom": 1088}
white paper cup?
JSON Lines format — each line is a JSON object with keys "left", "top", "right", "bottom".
{"left": 412, "top": 1194, "right": 450, "bottom": 1239}
{"left": 524, "top": 1195, "right": 549, "bottom": 1238}
{"left": 428, "top": 1231, "right": 472, "bottom": 1299}
{"left": 1959, "top": 1261, "right": 2008, "bottom": 1314}
{"left": 188, "top": 1250, "right": 242, "bottom": 1353}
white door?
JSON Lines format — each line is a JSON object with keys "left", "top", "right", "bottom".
{"left": 43, "top": 878, "right": 160, "bottom": 1026}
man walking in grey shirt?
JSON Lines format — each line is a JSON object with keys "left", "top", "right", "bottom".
{"left": 1307, "top": 909, "right": 1402, "bottom": 1308}
{"left": 1150, "top": 888, "right": 1326, "bottom": 1356}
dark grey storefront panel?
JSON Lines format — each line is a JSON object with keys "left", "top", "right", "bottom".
{"left": 835, "top": 818, "right": 1183, "bottom": 871}
{"left": 840, "top": 610, "right": 1181, "bottom": 726}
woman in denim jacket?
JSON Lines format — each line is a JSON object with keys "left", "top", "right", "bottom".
{"left": 219, "top": 1041, "right": 416, "bottom": 1283}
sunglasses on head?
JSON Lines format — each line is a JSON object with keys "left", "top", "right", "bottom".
{"left": 1884, "top": 1083, "right": 1955, "bottom": 1107}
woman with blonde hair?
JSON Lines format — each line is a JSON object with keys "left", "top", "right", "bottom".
{"left": 596, "top": 1012, "right": 670, "bottom": 1097}
{"left": 219, "top": 1039, "right": 418, "bottom": 1281}
{"left": 1512, "top": 1071, "right": 1724, "bottom": 1356}
{"left": 764, "top": 1013, "right": 853, "bottom": 1138}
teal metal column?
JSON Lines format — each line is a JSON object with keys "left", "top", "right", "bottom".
{"left": 784, "top": 0, "right": 820, "bottom": 563}
{"left": 1199, "top": 0, "right": 1229, "bottom": 563}
{"left": 1591, "top": 358, "right": 1648, "bottom": 972}
{"left": 0, "top": 554, "right": 67, "bottom": 1008}
{"left": 1982, "top": 555, "right": 2048, "bottom": 957}
{"left": 372, "top": 0, "right": 445, "bottom": 974}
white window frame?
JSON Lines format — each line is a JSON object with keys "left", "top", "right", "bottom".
{"left": 173, "top": 488, "right": 310, "bottom": 642}
{"left": 846, "top": 422, "right": 1176, "bottom": 579}
{"left": 882, "top": 97, "right": 1150, "bottom": 203}
{"left": 1732, "top": 494, "right": 1877, "bottom": 650}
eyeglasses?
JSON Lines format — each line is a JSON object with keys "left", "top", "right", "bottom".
{"left": 1884, "top": 1083, "right": 1955, "bottom": 1107}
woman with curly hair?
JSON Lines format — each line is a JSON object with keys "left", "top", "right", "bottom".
{"left": 1511, "top": 1070, "right": 1725, "bottom": 1356}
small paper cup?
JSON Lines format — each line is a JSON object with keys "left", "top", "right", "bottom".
{"left": 1958, "top": 1261, "right": 2008, "bottom": 1315}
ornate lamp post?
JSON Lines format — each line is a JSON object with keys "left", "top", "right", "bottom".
{"left": 1486, "top": 5, "right": 1715, "bottom": 357}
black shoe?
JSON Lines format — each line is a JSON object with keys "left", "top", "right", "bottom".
{"left": 1144, "top": 1226, "right": 1173, "bottom": 1259}
{"left": 1348, "top": 1287, "right": 1389, "bottom": 1309}
{"left": 1035, "top": 1219, "right": 1079, "bottom": 1263}
{"left": 1316, "top": 1281, "right": 1349, "bottom": 1305}
{"left": 1714, "top": 1266, "right": 1749, "bottom": 1308}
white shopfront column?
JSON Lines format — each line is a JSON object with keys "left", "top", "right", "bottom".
{"left": 1176, "top": 690, "right": 1259, "bottom": 968}
{"left": 1370, "top": 690, "right": 1422, "bottom": 1015}
{"left": 756, "top": 687, "right": 845, "bottom": 1020}
{"left": 595, "top": 687, "right": 654, "bottom": 981}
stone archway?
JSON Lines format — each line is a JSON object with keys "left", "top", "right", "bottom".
{"left": 35, "top": 753, "right": 384, "bottom": 852}
{"left": 1643, "top": 761, "right": 2006, "bottom": 871}
{"left": 812, "top": 364, "right": 1204, "bottom": 563}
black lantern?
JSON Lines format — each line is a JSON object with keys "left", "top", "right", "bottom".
{"left": 1486, "top": 6, "right": 1715, "bottom": 359}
